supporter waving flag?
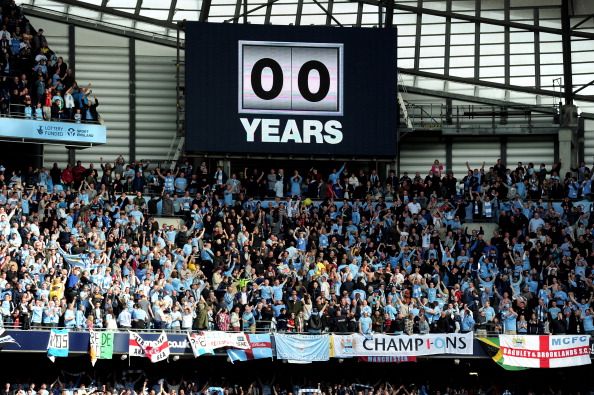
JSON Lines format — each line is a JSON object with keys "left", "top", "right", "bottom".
{"left": 57, "top": 246, "right": 92, "bottom": 270}
{"left": 128, "top": 331, "right": 146, "bottom": 358}
{"left": 144, "top": 332, "right": 170, "bottom": 363}
{"left": 226, "top": 334, "right": 273, "bottom": 363}
{"left": 128, "top": 331, "right": 170, "bottom": 363}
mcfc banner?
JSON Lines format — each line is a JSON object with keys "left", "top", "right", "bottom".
{"left": 499, "top": 335, "right": 591, "bottom": 368}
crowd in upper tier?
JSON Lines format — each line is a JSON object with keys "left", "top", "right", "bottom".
{"left": 0, "top": 155, "right": 592, "bottom": 337}
{"left": 0, "top": 0, "right": 99, "bottom": 122}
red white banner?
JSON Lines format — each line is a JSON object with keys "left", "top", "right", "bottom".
{"left": 499, "top": 335, "right": 591, "bottom": 368}
{"left": 128, "top": 331, "right": 170, "bottom": 363}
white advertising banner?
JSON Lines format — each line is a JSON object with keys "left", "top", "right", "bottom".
{"left": 0, "top": 118, "right": 106, "bottom": 144}
{"left": 331, "top": 333, "right": 474, "bottom": 357}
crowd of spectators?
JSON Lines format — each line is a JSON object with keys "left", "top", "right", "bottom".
{"left": 0, "top": 381, "right": 530, "bottom": 395}
{"left": 0, "top": 369, "right": 582, "bottom": 395}
{"left": 0, "top": 155, "right": 592, "bottom": 338}
{"left": 0, "top": 0, "right": 99, "bottom": 122}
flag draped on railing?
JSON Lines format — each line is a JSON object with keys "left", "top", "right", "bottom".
{"left": 47, "top": 328, "right": 69, "bottom": 362}
{"left": 89, "top": 330, "right": 114, "bottom": 366}
{"left": 226, "top": 334, "right": 273, "bottom": 363}
{"left": 128, "top": 331, "right": 170, "bottom": 363}
{"left": 187, "top": 331, "right": 250, "bottom": 358}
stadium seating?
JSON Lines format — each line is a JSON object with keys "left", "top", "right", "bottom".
{"left": 0, "top": 0, "right": 99, "bottom": 123}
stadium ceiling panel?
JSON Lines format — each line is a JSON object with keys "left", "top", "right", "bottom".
{"left": 15, "top": 0, "right": 594, "bottom": 111}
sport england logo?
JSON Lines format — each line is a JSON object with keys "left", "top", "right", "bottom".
{"left": 238, "top": 41, "right": 344, "bottom": 144}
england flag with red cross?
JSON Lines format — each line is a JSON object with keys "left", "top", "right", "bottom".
{"left": 499, "top": 335, "right": 591, "bottom": 368}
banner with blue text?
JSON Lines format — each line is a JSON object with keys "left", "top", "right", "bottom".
{"left": 0, "top": 118, "right": 106, "bottom": 144}
{"left": 330, "top": 333, "right": 474, "bottom": 358}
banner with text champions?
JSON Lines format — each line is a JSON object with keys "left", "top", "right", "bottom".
{"left": 330, "top": 333, "right": 473, "bottom": 358}
{"left": 185, "top": 22, "right": 397, "bottom": 157}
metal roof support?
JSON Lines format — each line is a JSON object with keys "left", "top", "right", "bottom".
{"left": 500, "top": 136, "right": 507, "bottom": 166}
{"left": 578, "top": 115, "right": 585, "bottom": 163}
{"left": 22, "top": 5, "right": 179, "bottom": 47}
{"left": 167, "top": 0, "right": 177, "bottom": 23}
{"left": 199, "top": 0, "right": 211, "bottom": 22}
{"left": 413, "top": 0, "right": 422, "bottom": 70}
{"left": 572, "top": 14, "right": 593, "bottom": 30}
{"left": 401, "top": 68, "right": 594, "bottom": 103}
{"left": 574, "top": 79, "right": 594, "bottom": 95}
{"left": 243, "top": 0, "right": 248, "bottom": 24}
{"left": 311, "top": 0, "right": 342, "bottom": 27}
{"left": 384, "top": 0, "right": 394, "bottom": 29}
{"left": 295, "top": 0, "right": 304, "bottom": 26}
{"left": 326, "top": 0, "right": 335, "bottom": 26}
{"left": 384, "top": 0, "right": 397, "bottom": 173}
{"left": 534, "top": 8, "right": 541, "bottom": 90}
{"left": 561, "top": 0, "right": 574, "bottom": 106}
{"left": 445, "top": 136, "right": 452, "bottom": 173}
{"left": 35, "top": 0, "right": 178, "bottom": 29}
{"left": 98, "top": 0, "right": 108, "bottom": 21}
{"left": 473, "top": 0, "right": 480, "bottom": 80}
{"left": 134, "top": 0, "right": 143, "bottom": 16}
{"left": 403, "top": 85, "right": 557, "bottom": 114}
{"left": 443, "top": 0, "right": 451, "bottom": 77}
{"left": 233, "top": 0, "right": 242, "bottom": 24}
{"left": 355, "top": 1, "right": 363, "bottom": 27}
{"left": 229, "top": 0, "right": 280, "bottom": 23}
{"left": 358, "top": 0, "right": 594, "bottom": 39}
{"left": 68, "top": 23, "right": 75, "bottom": 77}
{"left": 264, "top": 0, "right": 273, "bottom": 24}
{"left": 504, "top": 0, "right": 510, "bottom": 87}
{"left": 378, "top": 2, "right": 382, "bottom": 27}
{"left": 129, "top": 37, "right": 137, "bottom": 163}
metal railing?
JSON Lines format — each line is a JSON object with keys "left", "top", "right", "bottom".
{"left": 5, "top": 104, "right": 102, "bottom": 125}
{"left": 20, "top": 4, "right": 181, "bottom": 47}
{"left": 0, "top": 324, "right": 564, "bottom": 339}
{"left": 402, "top": 103, "right": 561, "bottom": 133}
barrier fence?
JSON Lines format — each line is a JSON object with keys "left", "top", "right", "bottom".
{"left": 1, "top": 328, "right": 593, "bottom": 364}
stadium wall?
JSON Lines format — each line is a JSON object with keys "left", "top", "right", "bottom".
{"left": 584, "top": 118, "right": 594, "bottom": 162}
{"left": 398, "top": 134, "right": 556, "bottom": 176}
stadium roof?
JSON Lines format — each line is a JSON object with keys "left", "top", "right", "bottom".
{"left": 15, "top": 0, "right": 594, "bottom": 112}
